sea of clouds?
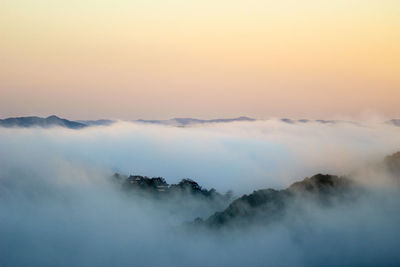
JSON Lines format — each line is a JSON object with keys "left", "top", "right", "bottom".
{"left": 1, "top": 119, "right": 400, "bottom": 266}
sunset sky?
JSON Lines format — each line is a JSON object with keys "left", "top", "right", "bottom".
{"left": 1, "top": 0, "right": 399, "bottom": 120}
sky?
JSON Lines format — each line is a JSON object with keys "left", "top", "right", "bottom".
{"left": 0, "top": 0, "right": 399, "bottom": 120}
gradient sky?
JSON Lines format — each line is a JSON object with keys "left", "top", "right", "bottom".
{"left": 0, "top": 0, "right": 399, "bottom": 120}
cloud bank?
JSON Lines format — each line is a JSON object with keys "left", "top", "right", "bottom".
{"left": 1, "top": 119, "right": 400, "bottom": 266}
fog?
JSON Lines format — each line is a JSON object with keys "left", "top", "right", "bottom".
{"left": 1, "top": 119, "right": 399, "bottom": 193}
{"left": 1, "top": 119, "right": 400, "bottom": 266}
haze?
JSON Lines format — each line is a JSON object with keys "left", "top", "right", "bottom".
{"left": 1, "top": 120, "right": 400, "bottom": 266}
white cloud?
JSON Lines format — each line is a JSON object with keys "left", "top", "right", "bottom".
{"left": 1, "top": 120, "right": 400, "bottom": 266}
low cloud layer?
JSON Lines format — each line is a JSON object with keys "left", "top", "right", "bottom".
{"left": 1, "top": 119, "right": 400, "bottom": 266}
{"left": 1, "top": 119, "right": 400, "bottom": 193}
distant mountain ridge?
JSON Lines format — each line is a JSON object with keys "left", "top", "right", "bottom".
{"left": 0, "top": 115, "right": 115, "bottom": 129}
{"left": 75, "top": 119, "right": 115, "bottom": 126}
{"left": 0, "top": 115, "right": 257, "bottom": 128}
{"left": 1, "top": 115, "right": 399, "bottom": 129}
{"left": 135, "top": 116, "right": 255, "bottom": 126}
{"left": 387, "top": 119, "right": 400, "bottom": 127}
{"left": 0, "top": 115, "right": 87, "bottom": 129}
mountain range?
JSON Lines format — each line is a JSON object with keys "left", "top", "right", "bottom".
{"left": 112, "top": 151, "right": 400, "bottom": 229}
{"left": 135, "top": 116, "right": 255, "bottom": 126}
{"left": 0, "top": 115, "right": 115, "bottom": 129}
{"left": 0, "top": 115, "right": 399, "bottom": 129}
{"left": 0, "top": 115, "right": 87, "bottom": 129}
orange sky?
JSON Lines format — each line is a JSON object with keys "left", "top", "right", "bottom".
{"left": 0, "top": 0, "right": 399, "bottom": 119}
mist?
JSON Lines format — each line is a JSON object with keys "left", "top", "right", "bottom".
{"left": 1, "top": 119, "right": 400, "bottom": 266}
{"left": 1, "top": 119, "right": 399, "bottom": 193}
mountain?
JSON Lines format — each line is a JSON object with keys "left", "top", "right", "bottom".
{"left": 76, "top": 119, "right": 115, "bottom": 126}
{"left": 111, "top": 151, "right": 400, "bottom": 230}
{"left": 384, "top": 151, "right": 400, "bottom": 178}
{"left": 112, "top": 173, "right": 232, "bottom": 202}
{"left": 0, "top": 116, "right": 117, "bottom": 129}
{"left": 111, "top": 173, "right": 233, "bottom": 217}
{"left": 281, "top": 118, "right": 351, "bottom": 125}
{"left": 2, "top": 115, "right": 398, "bottom": 128}
{"left": 1, "top": 115, "right": 398, "bottom": 130}
{"left": 387, "top": 119, "right": 400, "bottom": 127}
{"left": 0, "top": 115, "right": 87, "bottom": 129}
{"left": 0, "top": 115, "right": 255, "bottom": 128}
{"left": 111, "top": 172, "right": 358, "bottom": 230}
{"left": 191, "top": 174, "right": 354, "bottom": 228}
{"left": 189, "top": 151, "right": 400, "bottom": 229}
{"left": 135, "top": 116, "right": 255, "bottom": 126}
